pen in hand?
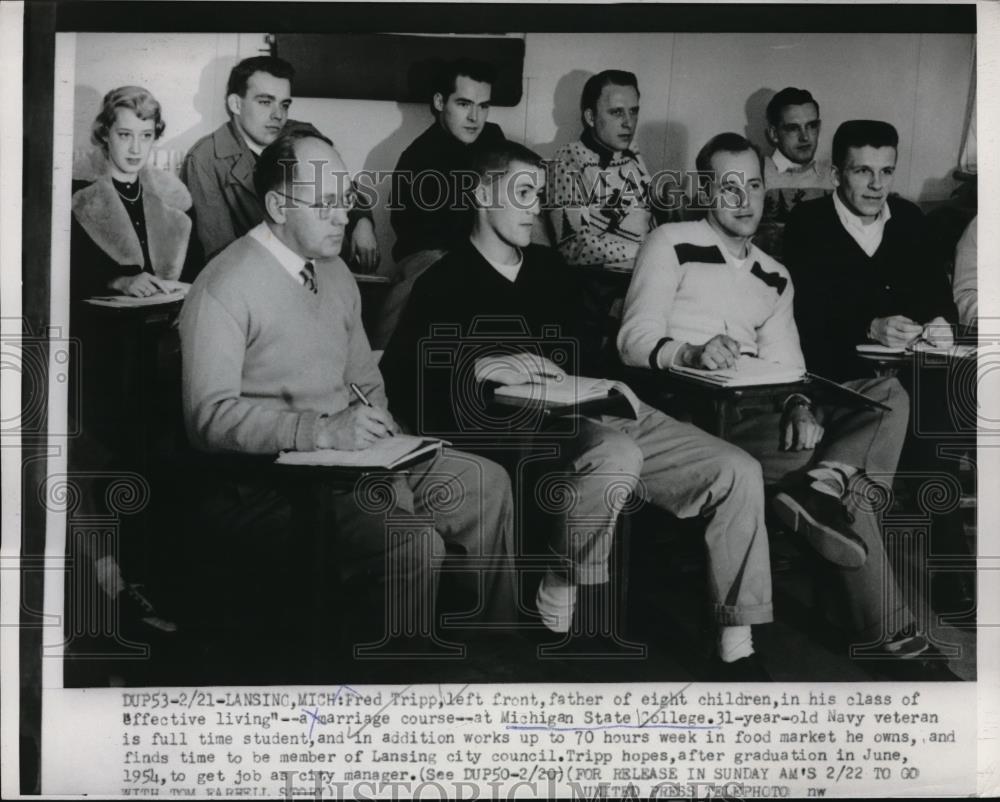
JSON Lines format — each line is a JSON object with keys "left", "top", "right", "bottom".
{"left": 350, "top": 382, "right": 394, "bottom": 437}
{"left": 723, "top": 321, "right": 754, "bottom": 358}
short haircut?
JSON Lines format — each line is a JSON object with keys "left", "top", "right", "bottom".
{"left": 831, "top": 120, "right": 899, "bottom": 169}
{"left": 226, "top": 55, "right": 295, "bottom": 101}
{"left": 91, "top": 85, "right": 165, "bottom": 150}
{"left": 431, "top": 58, "right": 496, "bottom": 114}
{"left": 765, "top": 87, "right": 819, "bottom": 127}
{"left": 468, "top": 141, "right": 544, "bottom": 184}
{"left": 695, "top": 132, "right": 764, "bottom": 176}
{"left": 580, "top": 69, "right": 639, "bottom": 125}
{"left": 253, "top": 128, "right": 334, "bottom": 201}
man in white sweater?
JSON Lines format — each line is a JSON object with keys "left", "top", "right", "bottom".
{"left": 180, "top": 129, "right": 515, "bottom": 649}
{"left": 618, "top": 133, "right": 956, "bottom": 680}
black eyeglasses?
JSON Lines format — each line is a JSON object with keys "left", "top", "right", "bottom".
{"left": 273, "top": 189, "right": 357, "bottom": 218}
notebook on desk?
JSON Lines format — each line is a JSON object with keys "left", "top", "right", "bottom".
{"left": 668, "top": 356, "right": 805, "bottom": 387}
{"left": 275, "top": 435, "right": 445, "bottom": 471}
{"left": 492, "top": 375, "right": 641, "bottom": 419}
{"left": 856, "top": 342, "right": 976, "bottom": 359}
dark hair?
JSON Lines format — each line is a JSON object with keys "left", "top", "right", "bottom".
{"left": 253, "top": 128, "right": 334, "bottom": 202}
{"left": 226, "top": 56, "right": 295, "bottom": 106}
{"left": 91, "top": 85, "right": 165, "bottom": 150}
{"left": 580, "top": 69, "right": 639, "bottom": 126}
{"left": 831, "top": 120, "right": 899, "bottom": 169}
{"left": 468, "top": 141, "right": 544, "bottom": 182}
{"left": 695, "top": 132, "right": 763, "bottom": 175}
{"left": 765, "top": 87, "right": 819, "bottom": 127}
{"left": 431, "top": 58, "right": 496, "bottom": 115}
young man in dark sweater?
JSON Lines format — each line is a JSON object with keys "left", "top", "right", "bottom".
{"left": 783, "top": 120, "right": 956, "bottom": 381}
{"left": 373, "top": 58, "right": 507, "bottom": 348}
{"left": 784, "top": 120, "right": 973, "bottom": 617}
{"left": 382, "top": 141, "right": 776, "bottom": 680}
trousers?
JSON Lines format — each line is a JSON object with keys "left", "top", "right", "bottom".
{"left": 198, "top": 448, "right": 515, "bottom": 641}
{"left": 528, "top": 403, "right": 773, "bottom": 626}
{"left": 725, "top": 376, "right": 914, "bottom": 637}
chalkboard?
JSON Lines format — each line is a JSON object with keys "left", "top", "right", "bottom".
{"left": 275, "top": 33, "right": 525, "bottom": 105}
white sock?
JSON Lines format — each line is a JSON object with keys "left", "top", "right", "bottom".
{"left": 718, "top": 625, "right": 754, "bottom": 663}
{"left": 807, "top": 461, "right": 859, "bottom": 499}
{"left": 535, "top": 569, "right": 577, "bottom": 633}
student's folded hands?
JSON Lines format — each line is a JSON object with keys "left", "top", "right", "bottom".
{"left": 474, "top": 353, "right": 567, "bottom": 386}
{"left": 110, "top": 272, "right": 171, "bottom": 298}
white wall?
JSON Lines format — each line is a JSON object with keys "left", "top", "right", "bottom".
{"left": 71, "top": 30, "right": 975, "bottom": 267}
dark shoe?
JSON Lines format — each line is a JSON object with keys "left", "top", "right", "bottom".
{"left": 120, "top": 584, "right": 178, "bottom": 634}
{"left": 865, "top": 631, "right": 961, "bottom": 681}
{"left": 773, "top": 477, "right": 868, "bottom": 568}
{"left": 713, "top": 653, "right": 772, "bottom": 681}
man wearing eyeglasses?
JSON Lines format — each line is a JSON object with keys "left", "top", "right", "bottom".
{"left": 180, "top": 129, "right": 516, "bottom": 651}
{"left": 182, "top": 55, "right": 379, "bottom": 271}
{"left": 757, "top": 87, "right": 834, "bottom": 258}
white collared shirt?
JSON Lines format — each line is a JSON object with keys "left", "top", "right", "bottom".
{"left": 771, "top": 149, "right": 809, "bottom": 174}
{"left": 239, "top": 130, "right": 265, "bottom": 157}
{"left": 249, "top": 222, "right": 312, "bottom": 284}
{"left": 832, "top": 190, "right": 892, "bottom": 257}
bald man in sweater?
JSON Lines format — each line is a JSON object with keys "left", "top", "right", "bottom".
{"left": 180, "top": 129, "right": 515, "bottom": 647}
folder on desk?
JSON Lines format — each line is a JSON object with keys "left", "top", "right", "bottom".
{"left": 492, "top": 375, "right": 641, "bottom": 420}
{"left": 275, "top": 435, "right": 445, "bottom": 471}
{"left": 668, "top": 356, "right": 805, "bottom": 387}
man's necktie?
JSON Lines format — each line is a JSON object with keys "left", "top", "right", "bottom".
{"left": 300, "top": 261, "right": 317, "bottom": 294}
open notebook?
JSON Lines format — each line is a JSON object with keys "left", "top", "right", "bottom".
{"left": 84, "top": 279, "right": 191, "bottom": 308}
{"left": 669, "top": 355, "right": 805, "bottom": 387}
{"left": 275, "top": 435, "right": 445, "bottom": 470}
{"left": 493, "top": 375, "right": 641, "bottom": 419}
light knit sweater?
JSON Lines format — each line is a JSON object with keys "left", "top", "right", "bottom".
{"left": 617, "top": 219, "right": 805, "bottom": 370}
{"left": 548, "top": 138, "right": 655, "bottom": 268}
{"left": 179, "top": 234, "right": 385, "bottom": 455}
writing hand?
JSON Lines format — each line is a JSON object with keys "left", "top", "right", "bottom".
{"left": 317, "top": 405, "right": 397, "bottom": 450}
{"left": 681, "top": 334, "right": 741, "bottom": 370}
{"left": 920, "top": 316, "right": 954, "bottom": 348}
{"left": 869, "top": 315, "right": 924, "bottom": 348}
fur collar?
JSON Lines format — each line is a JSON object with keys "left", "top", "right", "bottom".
{"left": 73, "top": 148, "right": 192, "bottom": 212}
{"left": 72, "top": 150, "right": 192, "bottom": 279}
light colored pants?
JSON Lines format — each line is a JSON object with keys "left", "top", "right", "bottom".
{"left": 725, "top": 376, "right": 913, "bottom": 637}
{"left": 530, "top": 403, "right": 773, "bottom": 626}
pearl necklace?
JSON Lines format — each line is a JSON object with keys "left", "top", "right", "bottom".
{"left": 114, "top": 179, "right": 142, "bottom": 203}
